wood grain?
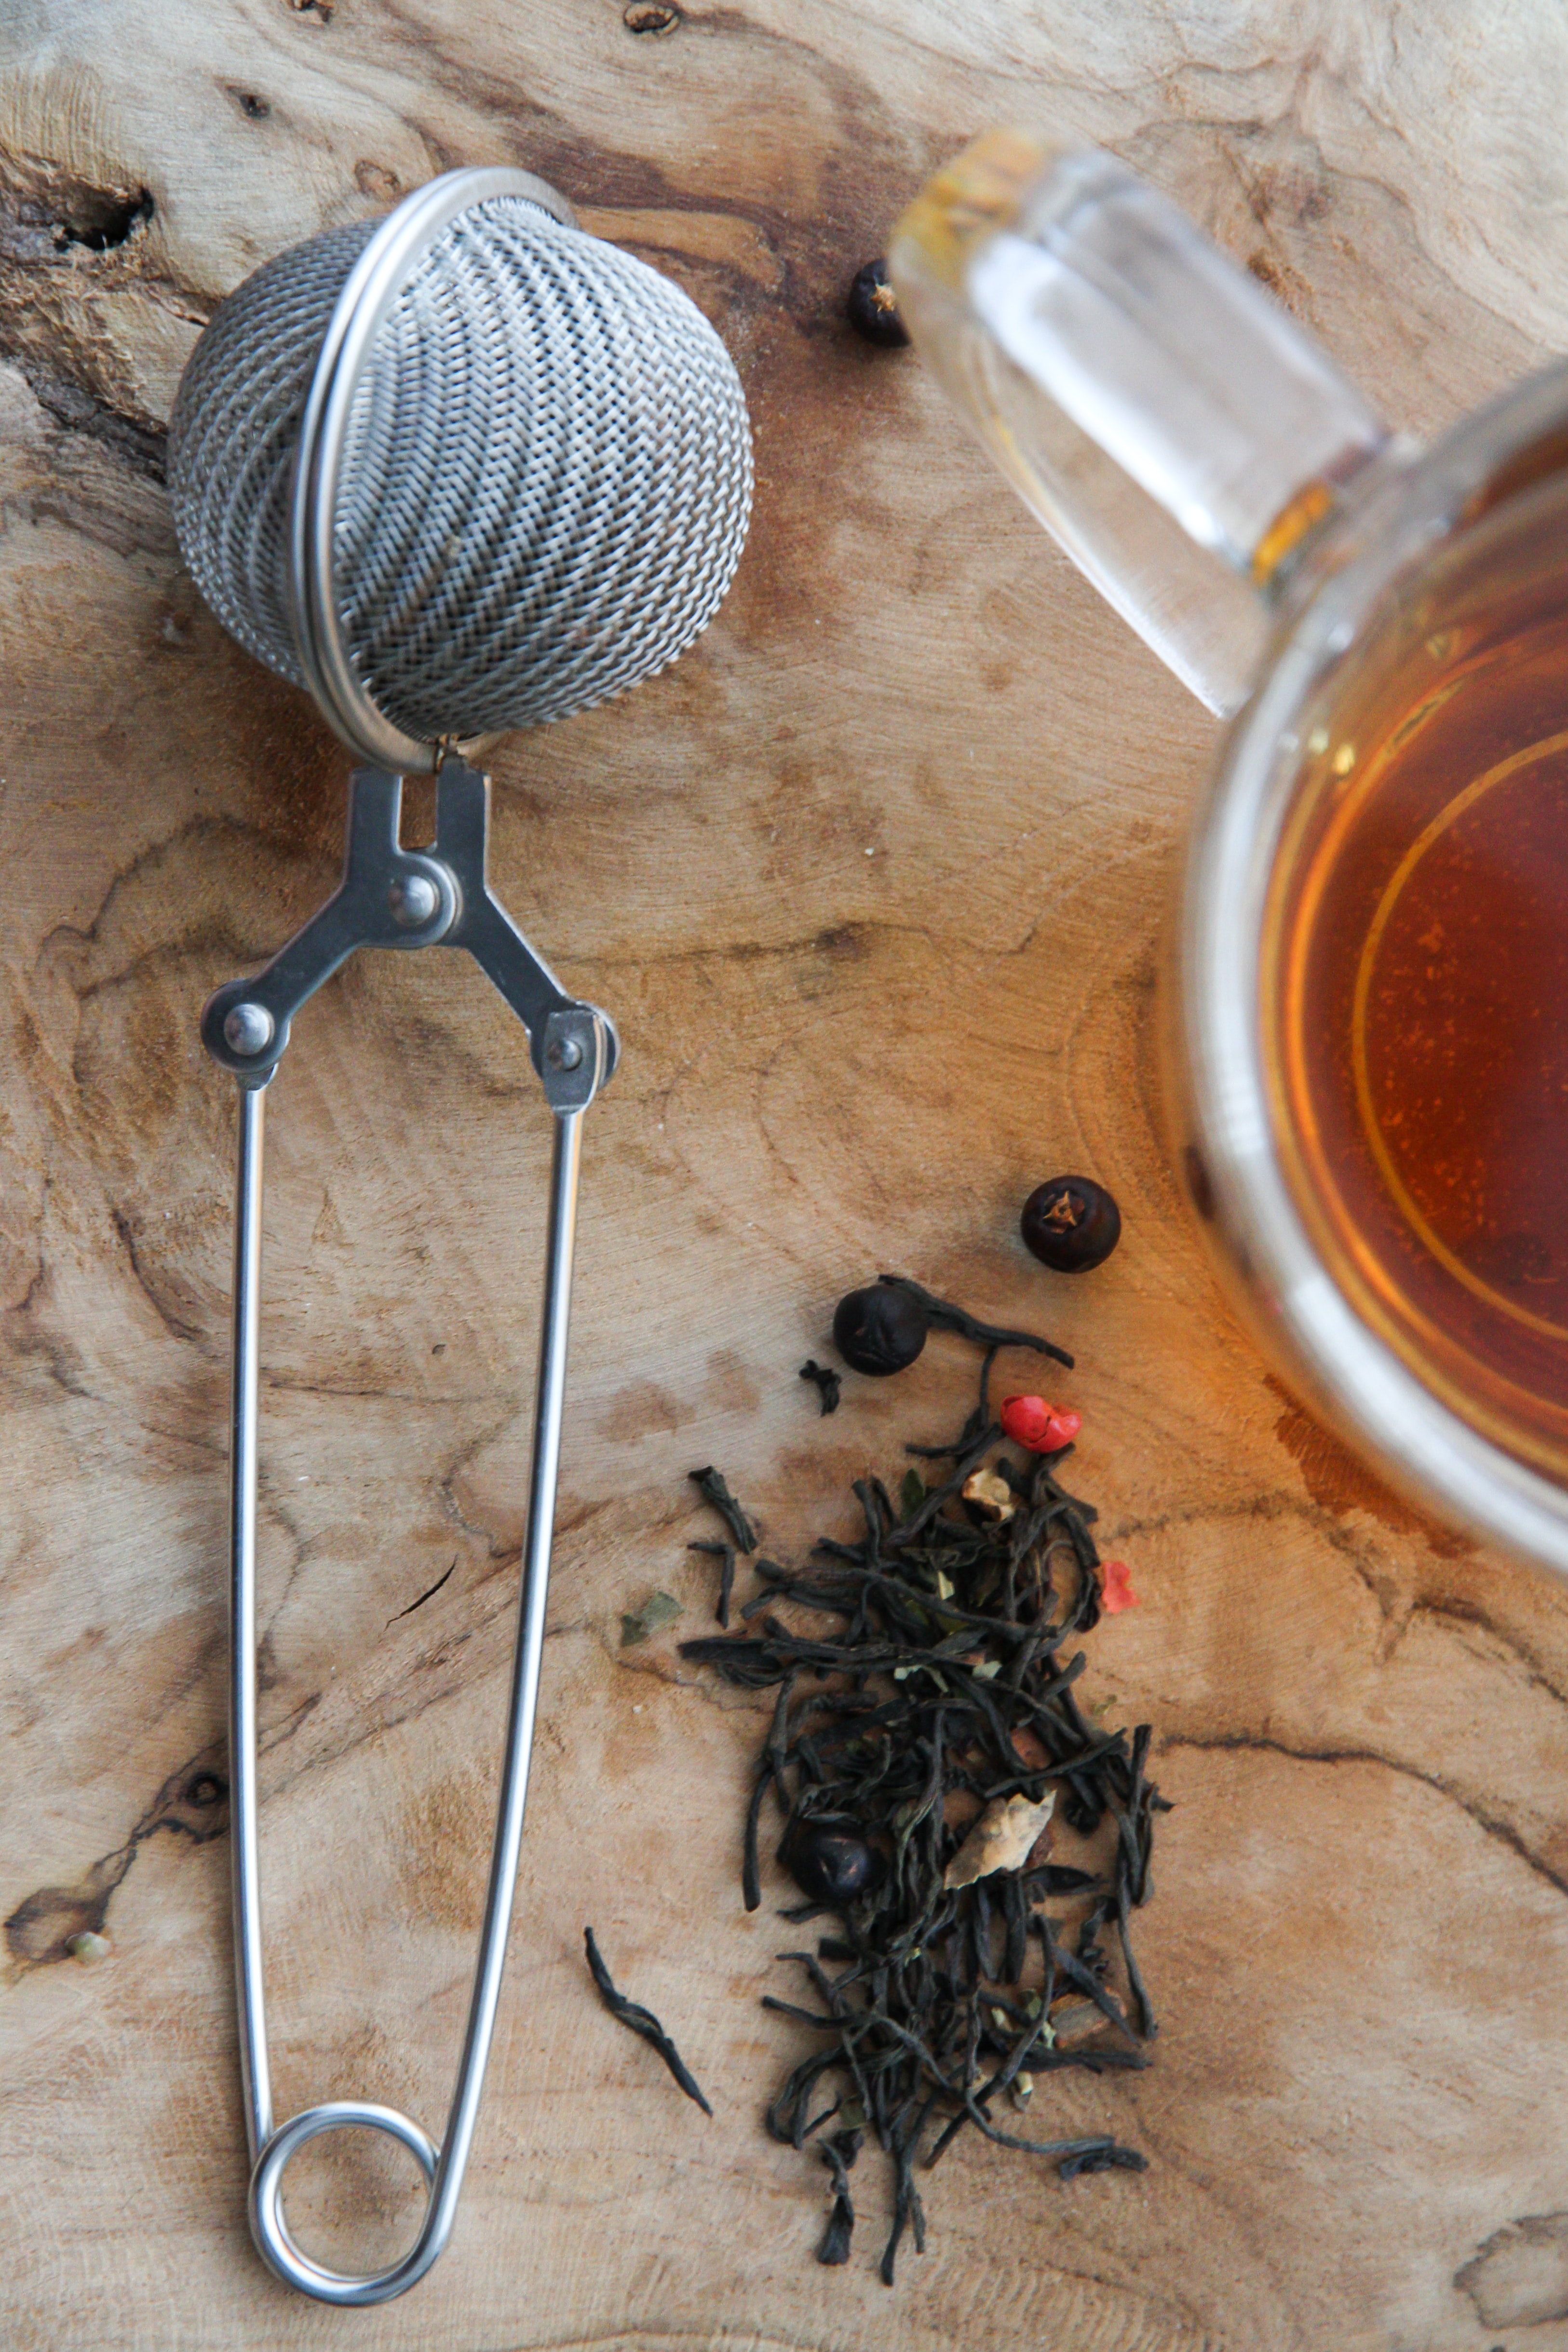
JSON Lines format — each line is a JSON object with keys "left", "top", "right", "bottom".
{"left": 5, "top": 4, "right": 1568, "bottom": 2347}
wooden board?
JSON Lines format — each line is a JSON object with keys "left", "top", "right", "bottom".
{"left": 6, "top": 5, "right": 1568, "bottom": 2346}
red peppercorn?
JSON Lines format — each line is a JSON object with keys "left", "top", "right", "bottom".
{"left": 1100, "top": 1559, "right": 1137, "bottom": 1613}
{"left": 999, "top": 1395, "right": 1081, "bottom": 1453}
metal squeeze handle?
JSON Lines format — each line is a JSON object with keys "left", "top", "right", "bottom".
{"left": 207, "top": 757, "right": 616, "bottom": 2304}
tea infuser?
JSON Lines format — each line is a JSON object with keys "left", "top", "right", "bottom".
{"left": 168, "top": 165, "right": 752, "bottom": 2302}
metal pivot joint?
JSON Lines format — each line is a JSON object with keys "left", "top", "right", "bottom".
{"left": 205, "top": 756, "right": 615, "bottom": 2304}
{"left": 203, "top": 757, "right": 618, "bottom": 1103}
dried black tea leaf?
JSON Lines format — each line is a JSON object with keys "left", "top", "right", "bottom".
{"left": 689, "top": 1539, "right": 736, "bottom": 1627}
{"left": 584, "top": 1926, "right": 713, "bottom": 2116}
{"left": 876, "top": 1272, "right": 1073, "bottom": 1369}
{"left": 689, "top": 1466, "right": 758, "bottom": 1552}
{"left": 816, "top": 2127, "right": 863, "bottom": 2263}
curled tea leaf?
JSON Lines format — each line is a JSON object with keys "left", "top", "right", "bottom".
{"left": 942, "top": 1790, "right": 1055, "bottom": 1890}
{"left": 688, "top": 1466, "right": 758, "bottom": 1552}
{"left": 584, "top": 1927, "right": 713, "bottom": 2116}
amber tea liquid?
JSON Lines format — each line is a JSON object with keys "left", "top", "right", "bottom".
{"left": 1266, "top": 470, "right": 1568, "bottom": 1479}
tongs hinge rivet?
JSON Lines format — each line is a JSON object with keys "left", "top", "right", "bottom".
{"left": 389, "top": 874, "right": 441, "bottom": 928}
{"left": 225, "top": 1002, "right": 275, "bottom": 1057}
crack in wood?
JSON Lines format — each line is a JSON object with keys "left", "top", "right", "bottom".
{"left": 387, "top": 1556, "right": 457, "bottom": 1626}
{"left": 1164, "top": 1729, "right": 1568, "bottom": 1898}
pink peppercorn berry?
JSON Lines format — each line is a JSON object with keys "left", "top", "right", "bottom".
{"left": 1100, "top": 1560, "right": 1137, "bottom": 1613}
{"left": 999, "top": 1395, "right": 1081, "bottom": 1453}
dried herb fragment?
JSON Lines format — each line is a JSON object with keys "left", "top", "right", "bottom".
{"left": 584, "top": 1926, "right": 713, "bottom": 2116}
{"left": 620, "top": 1590, "right": 682, "bottom": 1647}
{"left": 689, "top": 1465, "right": 758, "bottom": 1552}
{"left": 961, "top": 1467, "right": 1015, "bottom": 1521}
{"left": 943, "top": 1792, "right": 1055, "bottom": 1890}
{"left": 799, "top": 1359, "right": 843, "bottom": 1415}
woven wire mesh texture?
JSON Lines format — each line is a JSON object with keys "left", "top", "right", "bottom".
{"left": 169, "top": 219, "right": 378, "bottom": 686}
{"left": 168, "top": 196, "right": 754, "bottom": 743}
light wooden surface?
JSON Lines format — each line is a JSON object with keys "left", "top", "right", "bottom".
{"left": 6, "top": 5, "right": 1568, "bottom": 2347}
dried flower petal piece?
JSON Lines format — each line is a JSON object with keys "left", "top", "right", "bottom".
{"left": 999, "top": 1395, "right": 1081, "bottom": 1453}
{"left": 621, "top": 1590, "right": 683, "bottom": 1647}
{"left": 1048, "top": 1998, "right": 1107, "bottom": 2042}
{"left": 1100, "top": 1559, "right": 1137, "bottom": 1613}
{"left": 961, "top": 1466, "right": 1016, "bottom": 1521}
{"left": 942, "top": 1789, "right": 1055, "bottom": 1889}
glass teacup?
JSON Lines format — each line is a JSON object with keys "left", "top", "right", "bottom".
{"left": 892, "top": 130, "right": 1568, "bottom": 1570}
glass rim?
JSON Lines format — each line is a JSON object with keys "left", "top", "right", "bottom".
{"left": 1182, "top": 354, "right": 1568, "bottom": 1571}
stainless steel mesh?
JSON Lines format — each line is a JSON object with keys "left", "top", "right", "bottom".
{"left": 168, "top": 195, "right": 753, "bottom": 744}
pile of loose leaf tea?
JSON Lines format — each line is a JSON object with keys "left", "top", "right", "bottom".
{"left": 679, "top": 1281, "right": 1163, "bottom": 2283}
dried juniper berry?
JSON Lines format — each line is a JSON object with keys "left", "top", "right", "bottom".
{"left": 779, "top": 1814, "right": 885, "bottom": 1905}
{"left": 832, "top": 1283, "right": 927, "bottom": 1376}
{"left": 846, "top": 257, "right": 910, "bottom": 348}
{"left": 1021, "top": 1176, "right": 1122, "bottom": 1272}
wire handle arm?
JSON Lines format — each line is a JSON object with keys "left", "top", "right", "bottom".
{"left": 207, "top": 762, "right": 611, "bottom": 2303}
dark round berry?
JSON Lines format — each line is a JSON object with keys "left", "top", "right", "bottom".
{"left": 846, "top": 258, "right": 910, "bottom": 348}
{"left": 779, "top": 1815, "right": 885, "bottom": 1905}
{"left": 1020, "top": 1176, "right": 1122, "bottom": 1272}
{"left": 832, "top": 1283, "right": 927, "bottom": 1375}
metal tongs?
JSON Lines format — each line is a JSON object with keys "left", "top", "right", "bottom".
{"left": 203, "top": 755, "right": 615, "bottom": 2304}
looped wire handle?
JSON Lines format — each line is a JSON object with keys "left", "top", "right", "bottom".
{"left": 212, "top": 760, "right": 612, "bottom": 2303}
{"left": 250, "top": 2102, "right": 439, "bottom": 2303}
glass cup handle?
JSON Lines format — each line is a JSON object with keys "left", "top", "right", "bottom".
{"left": 890, "top": 131, "right": 1407, "bottom": 713}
